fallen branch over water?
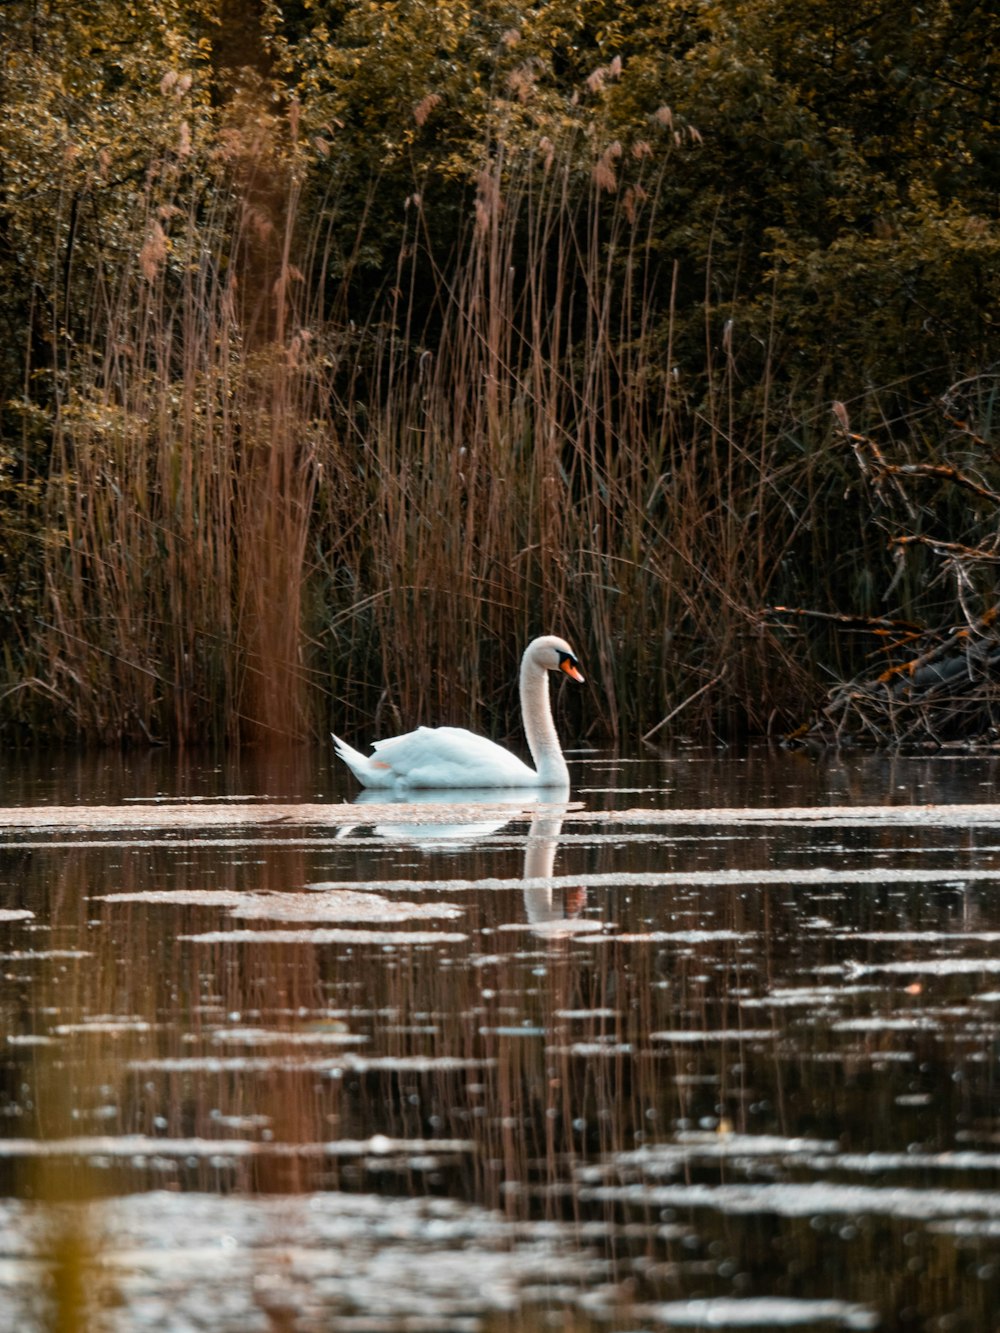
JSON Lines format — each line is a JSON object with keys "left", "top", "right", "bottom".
{"left": 641, "top": 668, "right": 728, "bottom": 743}
{"left": 783, "top": 394, "right": 1000, "bottom": 747}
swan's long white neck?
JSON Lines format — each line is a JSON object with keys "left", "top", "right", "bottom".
{"left": 520, "top": 649, "right": 569, "bottom": 787}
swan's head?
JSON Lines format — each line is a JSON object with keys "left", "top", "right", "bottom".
{"left": 524, "top": 635, "right": 585, "bottom": 683}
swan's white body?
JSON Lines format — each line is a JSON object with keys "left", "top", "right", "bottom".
{"left": 333, "top": 635, "right": 584, "bottom": 790}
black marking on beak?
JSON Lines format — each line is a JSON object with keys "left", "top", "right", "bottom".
{"left": 558, "top": 651, "right": 585, "bottom": 683}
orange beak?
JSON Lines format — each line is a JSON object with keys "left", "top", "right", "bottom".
{"left": 560, "top": 658, "right": 585, "bottom": 684}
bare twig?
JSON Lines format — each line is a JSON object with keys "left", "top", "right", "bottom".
{"left": 878, "top": 463, "right": 1000, "bottom": 506}
{"left": 762, "top": 605, "right": 924, "bottom": 634}
{"left": 889, "top": 535, "right": 1000, "bottom": 563}
{"left": 641, "top": 667, "right": 727, "bottom": 743}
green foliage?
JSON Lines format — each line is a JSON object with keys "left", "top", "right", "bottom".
{"left": 0, "top": 0, "right": 216, "bottom": 342}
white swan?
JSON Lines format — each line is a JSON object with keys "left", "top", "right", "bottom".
{"left": 332, "top": 635, "right": 584, "bottom": 790}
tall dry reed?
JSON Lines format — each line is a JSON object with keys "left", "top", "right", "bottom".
{"left": 312, "top": 118, "right": 816, "bottom": 745}
{"left": 40, "top": 92, "right": 324, "bottom": 744}
{"left": 33, "top": 76, "right": 822, "bottom": 747}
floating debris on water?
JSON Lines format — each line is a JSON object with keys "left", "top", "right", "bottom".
{"left": 642, "top": 1296, "right": 879, "bottom": 1329}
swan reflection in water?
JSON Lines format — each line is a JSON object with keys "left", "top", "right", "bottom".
{"left": 344, "top": 785, "right": 530, "bottom": 843}
{"left": 342, "top": 789, "right": 598, "bottom": 935}
{"left": 520, "top": 811, "right": 597, "bottom": 934}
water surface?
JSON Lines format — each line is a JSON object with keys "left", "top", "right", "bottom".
{"left": 0, "top": 743, "right": 998, "bottom": 1330}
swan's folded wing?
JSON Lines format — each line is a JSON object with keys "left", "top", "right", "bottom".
{"left": 371, "top": 726, "right": 538, "bottom": 787}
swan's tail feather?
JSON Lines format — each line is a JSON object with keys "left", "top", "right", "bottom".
{"left": 332, "top": 733, "right": 396, "bottom": 789}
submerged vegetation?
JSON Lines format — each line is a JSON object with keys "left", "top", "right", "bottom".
{"left": 0, "top": 0, "right": 998, "bottom": 746}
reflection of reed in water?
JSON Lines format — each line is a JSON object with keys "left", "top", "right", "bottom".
{"left": 14, "top": 851, "right": 122, "bottom": 1329}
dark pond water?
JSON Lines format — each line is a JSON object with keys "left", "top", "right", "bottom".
{"left": 1, "top": 743, "right": 999, "bottom": 1331}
